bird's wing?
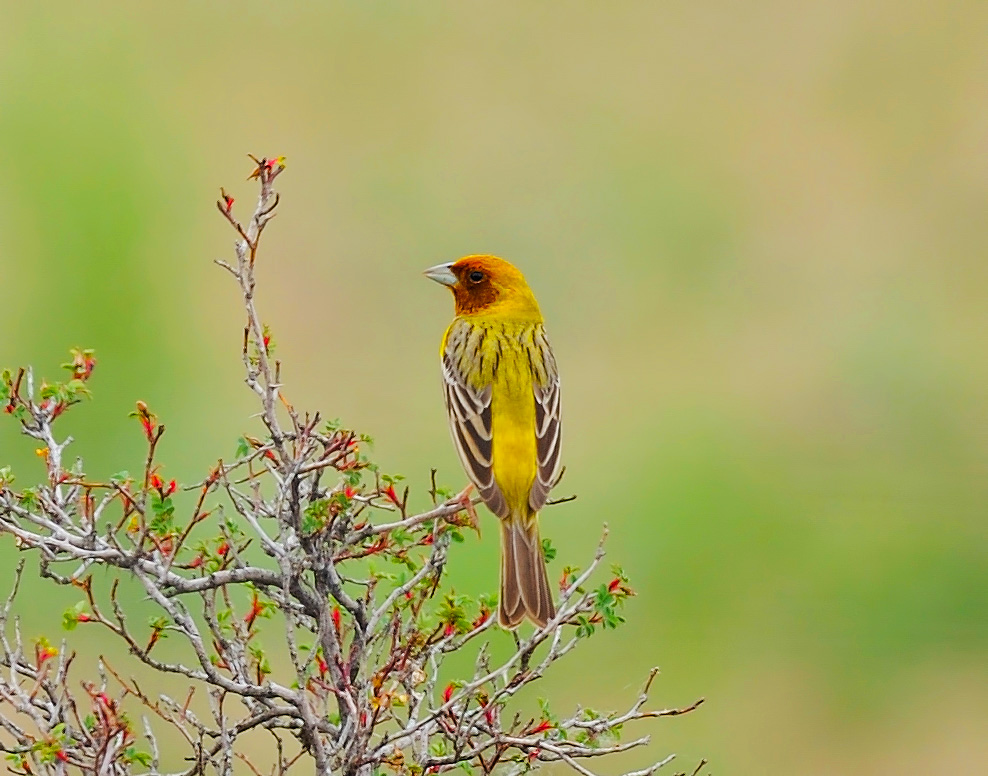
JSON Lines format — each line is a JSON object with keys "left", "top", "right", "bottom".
{"left": 528, "top": 326, "right": 562, "bottom": 512}
{"left": 442, "top": 341, "right": 509, "bottom": 518}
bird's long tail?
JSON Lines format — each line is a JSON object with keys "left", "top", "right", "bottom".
{"left": 499, "top": 514, "right": 555, "bottom": 628}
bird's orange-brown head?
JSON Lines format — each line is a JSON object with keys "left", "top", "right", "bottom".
{"left": 423, "top": 255, "right": 542, "bottom": 321}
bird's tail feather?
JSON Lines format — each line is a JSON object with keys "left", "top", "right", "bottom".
{"left": 499, "top": 515, "right": 555, "bottom": 629}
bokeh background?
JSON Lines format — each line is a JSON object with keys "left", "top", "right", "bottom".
{"left": 1, "top": 2, "right": 986, "bottom": 773}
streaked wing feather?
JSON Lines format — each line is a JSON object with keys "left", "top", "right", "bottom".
{"left": 442, "top": 351, "right": 508, "bottom": 518}
{"left": 529, "top": 328, "right": 562, "bottom": 512}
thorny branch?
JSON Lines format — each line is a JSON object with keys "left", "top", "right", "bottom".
{"left": 0, "top": 158, "right": 702, "bottom": 776}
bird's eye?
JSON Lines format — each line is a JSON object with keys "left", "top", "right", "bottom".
{"left": 468, "top": 270, "right": 484, "bottom": 283}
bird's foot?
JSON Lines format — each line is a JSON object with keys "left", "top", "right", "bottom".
{"left": 453, "top": 483, "right": 481, "bottom": 539}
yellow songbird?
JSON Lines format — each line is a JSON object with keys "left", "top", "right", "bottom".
{"left": 424, "top": 255, "right": 561, "bottom": 628}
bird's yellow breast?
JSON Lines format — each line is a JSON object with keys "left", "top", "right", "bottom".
{"left": 489, "top": 340, "right": 537, "bottom": 511}
{"left": 442, "top": 319, "right": 539, "bottom": 513}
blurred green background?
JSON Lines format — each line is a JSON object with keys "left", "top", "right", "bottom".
{"left": 1, "top": 2, "right": 986, "bottom": 773}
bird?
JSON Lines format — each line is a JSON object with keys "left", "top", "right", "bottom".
{"left": 424, "top": 255, "right": 562, "bottom": 628}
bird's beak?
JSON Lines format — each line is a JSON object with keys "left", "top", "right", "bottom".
{"left": 423, "top": 262, "right": 458, "bottom": 288}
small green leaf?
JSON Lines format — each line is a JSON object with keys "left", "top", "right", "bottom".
{"left": 575, "top": 615, "right": 595, "bottom": 639}
{"left": 18, "top": 487, "right": 39, "bottom": 509}
{"left": 149, "top": 492, "right": 175, "bottom": 534}
{"left": 429, "top": 739, "right": 449, "bottom": 757}
{"left": 65, "top": 378, "right": 91, "bottom": 398}
{"left": 235, "top": 436, "right": 251, "bottom": 459}
{"left": 123, "top": 747, "right": 153, "bottom": 767}
{"left": 302, "top": 498, "right": 332, "bottom": 535}
{"left": 541, "top": 538, "right": 556, "bottom": 563}
{"left": 62, "top": 601, "right": 88, "bottom": 631}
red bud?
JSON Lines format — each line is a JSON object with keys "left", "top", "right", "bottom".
{"left": 244, "top": 593, "right": 265, "bottom": 629}
{"left": 528, "top": 719, "right": 553, "bottom": 735}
